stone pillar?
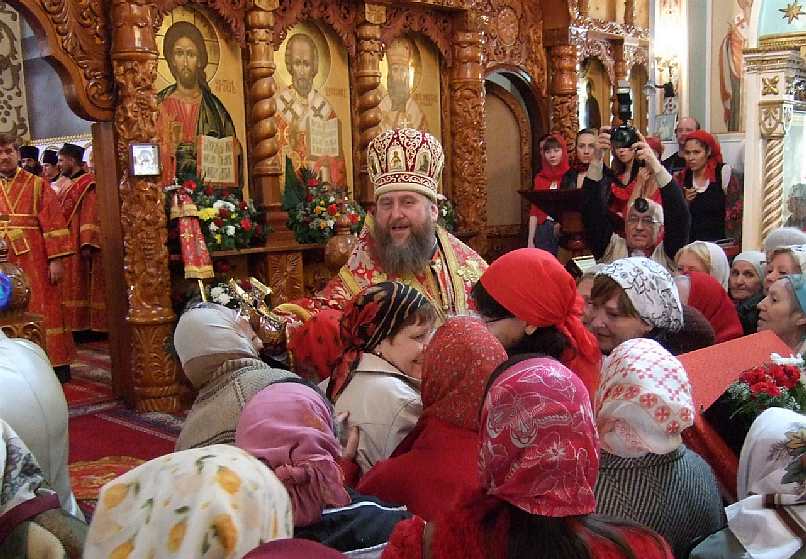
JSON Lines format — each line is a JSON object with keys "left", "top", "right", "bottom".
{"left": 758, "top": 101, "right": 793, "bottom": 242}
{"left": 110, "top": 0, "right": 180, "bottom": 412}
{"left": 355, "top": 3, "right": 385, "bottom": 207}
{"left": 550, "top": 44, "right": 579, "bottom": 147}
{"left": 449, "top": 18, "right": 487, "bottom": 255}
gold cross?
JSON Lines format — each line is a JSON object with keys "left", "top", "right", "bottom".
{"left": 780, "top": 1, "right": 804, "bottom": 23}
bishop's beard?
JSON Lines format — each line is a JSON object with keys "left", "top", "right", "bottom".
{"left": 374, "top": 214, "right": 437, "bottom": 277}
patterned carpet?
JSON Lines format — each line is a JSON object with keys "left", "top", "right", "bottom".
{"left": 65, "top": 340, "right": 184, "bottom": 516}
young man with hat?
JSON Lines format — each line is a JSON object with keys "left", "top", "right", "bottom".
{"left": 41, "top": 149, "right": 61, "bottom": 184}
{"left": 0, "top": 133, "right": 75, "bottom": 378}
{"left": 56, "top": 142, "right": 106, "bottom": 333}
{"left": 19, "top": 145, "right": 42, "bottom": 176}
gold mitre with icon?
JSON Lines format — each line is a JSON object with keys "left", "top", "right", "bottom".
{"left": 367, "top": 128, "right": 444, "bottom": 202}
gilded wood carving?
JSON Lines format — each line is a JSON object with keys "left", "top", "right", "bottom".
{"left": 247, "top": 0, "right": 280, "bottom": 180}
{"left": 157, "top": 0, "right": 248, "bottom": 43}
{"left": 381, "top": 4, "right": 453, "bottom": 64}
{"left": 267, "top": 251, "right": 305, "bottom": 304}
{"left": 274, "top": 0, "right": 357, "bottom": 54}
{"left": 355, "top": 5, "right": 384, "bottom": 205}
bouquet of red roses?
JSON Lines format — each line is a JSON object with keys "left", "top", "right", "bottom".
{"left": 726, "top": 354, "right": 806, "bottom": 420}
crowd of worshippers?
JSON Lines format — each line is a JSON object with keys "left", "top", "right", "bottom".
{"left": 2, "top": 126, "right": 806, "bottom": 558}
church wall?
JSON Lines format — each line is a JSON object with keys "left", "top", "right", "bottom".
{"left": 708, "top": 0, "right": 753, "bottom": 133}
{"left": 687, "top": 0, "right": 709, "bottom": 126}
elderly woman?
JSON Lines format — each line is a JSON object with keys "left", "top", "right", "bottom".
{"left": 758, "top": 274, "right": 806, "bottom": 354}
{"left": 729, "top": 250, "right": 766, "bottom": 335}
{"left": 0, "top": 419, "right": 87, "bottom": 558}
{"left": 765, "top": 244, "right": 806, "bottom": 290}
{"left": 357, "top": 317, "right": 508, "bottom": 520}
{"left": 690, "top": 407, "right": 806, "bottom": 559}
{"left": 173, "top": 302, "right": 296, "bottom": 450}
{"left": 84, "top": 445, "right": 292, "bottom": 558}
{"left": 594, "top": 338, "right": 725, "bottom": 558}
{"left": 472, "top": 248, "right": 601, "bottom": 393}
{"left": 328, "top": 282, "right": 437, "bottom": 474}
{"left": 675, "top": 241, "right": 730, "bottom": 290}
{"left": 587, "top": 257, "right": 684, "bottom": 355}
{"left": 382, "top": 357, "right": 674, "bottom": 559}
{"left": 236, "top": 380, "right": 409, "bottom": 554}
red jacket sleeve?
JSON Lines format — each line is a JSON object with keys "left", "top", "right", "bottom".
{"left": 78, "top": 187, "right": 101, "bottom": 249}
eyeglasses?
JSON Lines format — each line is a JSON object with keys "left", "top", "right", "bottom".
{"left": 626, "top": 216, "right": 660, "bottom": 226}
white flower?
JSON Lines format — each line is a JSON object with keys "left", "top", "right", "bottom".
{"left": 326, "top": 219, "right": 335, "bottom": 229}
{"left": 210, "top": 286, "right": 224, "bottom": 298}
{"left": 209, "top": 222, "right": 219, "bottom": 232}
{"left": 217, "top": 293, "right": 231, "bottom": 306}
{"left": 225, "top": 225, "right": 236, "bottom": 236}
{"left": 212, "top": 200, "right": 226, "bottom": 210}
{"left": 329, "top": 196, "right": 336, "bottom": 203}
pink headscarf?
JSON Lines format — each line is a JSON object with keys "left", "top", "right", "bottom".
{"left": 235, "top": 382, "right": 350, "bottom": 527}
{"left": 478, "top": 357, "right": 599, "bottom": 517}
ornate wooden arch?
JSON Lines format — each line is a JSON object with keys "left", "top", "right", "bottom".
{"left": 156, "top": 0, "right": 248, "bottom": 44}
{"left": 577, "top": 36, "right": 616, "bottom": 86}
{"left": 380, "top": 4, "right": 453, "bottom": 65}
{"left": 9, "top": 0, "right": 114, "bottom": 122}
{"left": 273, "top": 0, "right": 357, "bottom": 55}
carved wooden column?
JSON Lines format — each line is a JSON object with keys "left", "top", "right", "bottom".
{"left": 550, "top": 44, "right": 579, "bottom": 148}
{"left": 759, "top": 102, "right": 793, "bottom": 241}
{"left": 355, "top": 3, "right": 385, "bottom": 206}
{"left": 110, "top": 0, "right": 181, "bottom": 412}
{"left": 450, "top": 16, "right": 487, "bottom": 255}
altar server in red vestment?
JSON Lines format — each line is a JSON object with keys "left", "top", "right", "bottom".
{"left": 0, "top": 133, "right": 74, "bottom": 377}
{"left": 57, "top": 142, "right": 106, "bottom": 332}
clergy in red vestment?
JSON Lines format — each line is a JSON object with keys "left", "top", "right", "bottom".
{"left": 0, "top": 133, "right": 74, "bottom": 374}
{"left": 57, "top": 142, "right": 106, "bottom": 332}
{"left": 284, "top": 128, "right": 488, "bottom": 379}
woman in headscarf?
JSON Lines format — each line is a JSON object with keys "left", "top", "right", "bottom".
{"left": 328, "top": 281, "right": 437, "bottom": 474}
{"left": 173, "top": 303, "right": 296, "bottom": 451}
{"left": 675, "top": 241, "right": 731, "bottom": 290}
{"left": 0, "top": 419, "right": 87, "bottom": 558}
{"left": 608, "top": 134, "right": 663, "bottom": 224}
{"left": 675, "top": 271, "right": 744, "bottom": 343}
{"left": 729, "top": 250, "right": 766, "bottom": 335}
{"left": 758, "top": 274, "right": 806, "bottom": 355}
{"left": 674, "top": 130, "right": 735, "bottom": 242}
{"left": 690, "top": 407, "right": 806, "bottom": 559}
{"left": 587, "top": 257, "right": 684, "bottom": 355}
{"left": 236, "top": 379, "right": 409, "bottom": 554}
{"left": 357, "top": 316, "right": 508, "bottom": 520}
{"left": 471, "top": 248, "right": 601, "bottom": 394}
{"left": 84, "top": 445, "right": 293, "bottom": 559}
{"left": 593, "top": 338, "right": 725, "bottom": 558}
{"left": 766, "top": 245, "right": 806, "bottom": 290}
{"left": 528, "top": 133, "right": 572, "bottom": 253}
{"left": 382, "top": 357, "right": 674, "bottom": 559}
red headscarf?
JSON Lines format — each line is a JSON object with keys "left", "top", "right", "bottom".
{"left": 681, "top": 129, "right": 724, "bottom": 183}
{"left": 287, "top": 309, "right": 342, "bottom": 382}
{"left": 686, "top": 271, "right": 743, "bottom": 343}
{"left": 531, "top": 133, "right": 571, "bottom": 221}
{"left": 479, "top": 357, "right": 599, "bottom": 516}
{"left": 421, "top": 316, "right": 508, "bottom": 432}
{"left": 478, "top": 248, "right": 601, "bottom": 394}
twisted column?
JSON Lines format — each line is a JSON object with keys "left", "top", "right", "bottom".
{"left": 247, "top": 0, "right": 279, "bottom": 182}
{"left": 759, "top": 102, "right": 792, "bottom": 244}
{"left": 110, "top": 0, "right": 180, "bottom": 412}
{"left": 355, "top": 4, "right": 384, "bottom": 206}
{"left": 550, "top": 44, "right": 579, "bottom": 148}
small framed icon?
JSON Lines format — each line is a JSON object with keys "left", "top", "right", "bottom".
{"left": 130, "top": 143, "right": 161, "bottom": 176}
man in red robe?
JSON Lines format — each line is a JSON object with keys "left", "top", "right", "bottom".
{"left": 57, "top": 142, "right": 106, "bottom": 333}
{"left": 0, "top": 133, "right": 74, "bottom": 379}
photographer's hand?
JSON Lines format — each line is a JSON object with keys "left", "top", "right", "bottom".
{"left": 633, "top": 132, "right": 662, "bottom": 173}
{"left": 594, "top": 128, "right": 611, "bottom": 162}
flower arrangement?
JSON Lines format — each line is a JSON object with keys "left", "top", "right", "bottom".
{"left": 438, "top": 197, "right": 457, "bottom": 232}
{"left": 208, "top": 282, "right": 239, "bottom": 309}
{"left": 182, "top": 178, "right": 265, "bottom": 251}
{"left": 285, "top": 165, "right": 365, "bottom": 245}
{"left": 726, "top": 354, "right": 806, "bottom": 420}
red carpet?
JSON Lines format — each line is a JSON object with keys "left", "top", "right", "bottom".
{"left": 62, "top": 377, "right": 115, "bottom": 408}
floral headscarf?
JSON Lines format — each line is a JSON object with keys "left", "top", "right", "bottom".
{"left": 479, "top": 357, "right": 599, "bottom": 516}
{"left": 328, "top": 281, "right": 432, "bottom": 399}
{"left": 420, "top": 316, "right": 507, "bottom": 432}
{"left": 84, "top": 445, "right": 293, "bottom": 559}
{"left": 728, "top": 408, "right": 806, "bottom": 559}
{"left": 597, "top": 257, "right": 683, "bottom": 332}
{"left": 235, "top": 382, "right": 350, "bottom": 527}
{"left": 595, "top": 338, "right": 694, "bottom": 458}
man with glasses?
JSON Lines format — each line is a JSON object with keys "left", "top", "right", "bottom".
{"left": 581, "top": 128, "right": 690, "bottom": 272}
{"left": 662, "top": 116, "right": 700, "bottom": 174}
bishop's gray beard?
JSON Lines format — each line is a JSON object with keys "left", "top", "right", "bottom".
{"left": 375, "top": 214, "right": 436, "bottom": 277}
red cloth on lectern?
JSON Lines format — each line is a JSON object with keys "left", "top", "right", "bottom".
{"left": 58, "top": 172, "right": 107, "bottom": 332}
{"left": 677, "top": 330, "right": 794, "bottom": 500}
{"left": 0, "top": 168, "right": 75, "bottom": 366}
{"left": 169, "top": 188, "right": 213, "bottom": 280}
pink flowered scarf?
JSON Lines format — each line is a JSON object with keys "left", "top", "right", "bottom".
{"left": 478, "top": 357, "right": 599, "bottom": 517}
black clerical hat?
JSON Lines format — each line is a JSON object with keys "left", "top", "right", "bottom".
{"left": 59, "top": 142, "right": 85, "bottom": 161}
{"left": 19, "top": 145, "right": 39, "bottom": 160}
{"left": 42, "top": 149, "right": 58, "bottom": 165}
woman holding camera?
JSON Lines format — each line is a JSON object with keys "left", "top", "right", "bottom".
{"left": 608, "top": 132, "right": 663, "bottom": 222}
{"left": 674, "top": 130, "right": 735, "bottom": 242}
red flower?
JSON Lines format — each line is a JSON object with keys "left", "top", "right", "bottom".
{"left": 349, "top": 213, "right": 359, "bottom": 224}
{"left": 306, "top": 194, "right": 314, "bottom": 203}
{"left": 741, "top": 367, "right": 770, "bottom": 386}
{"left": 204, "top": 186, "right": 214, "bottom": 196}
{"left": 750, "top": 381, "right": 781, "bottom": 397}
{"left": 213, "top": 218, "right": 224, "bottom": 227}
{"left": 219, "top": 208, "right": 232, "bottom": 219}
{"left": 783, "top": 365, "right": 801, "bottom": 389}
{"left": 307, "top": 178, "right": 318, "bottom": 187}
{"left": 327, "top": 204, "right": 338, "bottom": 216}
{"left": 182, "top": 179, "right": 196, "bottom": 191}
{"left": 240, "top": 217, "right": 253, "bottom": 231}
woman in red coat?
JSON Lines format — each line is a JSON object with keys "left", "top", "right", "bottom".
{"left": 357, "top": 316, "right": 507, "bottom": 520}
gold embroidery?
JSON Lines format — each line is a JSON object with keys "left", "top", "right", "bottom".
{"left": 457, "top": 259, "right": 484, "bottom": 285}
{"left": 43, "top": 228, "right": 70, "bottom": 238}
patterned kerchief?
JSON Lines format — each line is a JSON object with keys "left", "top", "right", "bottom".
{"left": 479, "top": 357, "right": 599, "bottom": 516}
{"left": 595, "top": 338, "right": 694, "bottom": 458}
{"left": 598, "top": 257, "right": 683, "bottom": 332}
